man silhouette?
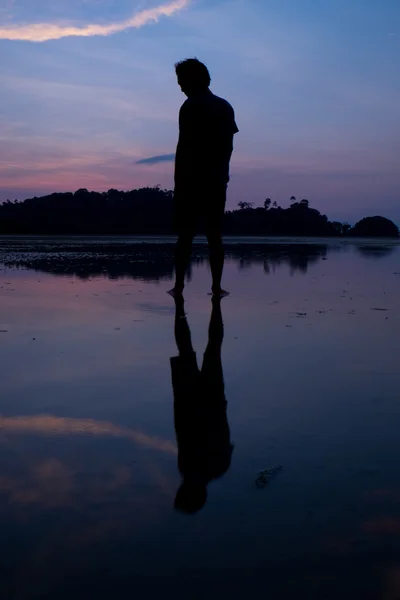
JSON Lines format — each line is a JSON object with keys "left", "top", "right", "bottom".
{"left": 168, "top": 58, "right": 239, "bottom": 297}
{"left": 170, "top": 295, "right": 233, "bottom": 514}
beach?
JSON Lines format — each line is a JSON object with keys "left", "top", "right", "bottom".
{"left": 1, "top": 235, "right": 400, "bottom": 599}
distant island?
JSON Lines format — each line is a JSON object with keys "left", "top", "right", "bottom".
{"left": 0, "top": 187, "right": 398, "bottom": 238}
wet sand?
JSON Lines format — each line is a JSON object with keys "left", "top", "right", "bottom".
{"left": 0, "top": 236, "right": 400, "bottom": 599}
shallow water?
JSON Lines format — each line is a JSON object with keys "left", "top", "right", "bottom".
{"left": 1, "top": 235, "right": 400, "bottom": 599}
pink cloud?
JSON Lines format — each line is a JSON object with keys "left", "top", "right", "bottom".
{"left": 0, "top": 0, "right": 190, "bottom": 42}
{"left": 0, "top": 414, "right": 176, "bottom": 454}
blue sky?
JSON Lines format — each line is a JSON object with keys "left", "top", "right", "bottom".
{"left": 0, "top": 0, "right": 399, "bottom": 222}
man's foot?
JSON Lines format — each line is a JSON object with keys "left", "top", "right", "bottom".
{"left": 211, "top": 288, "right": 230, "bottom": 298}
{"left": 167, "top": 286, "right": 184, "bottom": 298}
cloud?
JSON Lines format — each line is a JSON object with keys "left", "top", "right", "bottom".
{"left": 136, "top": 153, "right": 175, "bottom": 165}
{"left": 0, "top": 0, "right": 190, "bottom": 42}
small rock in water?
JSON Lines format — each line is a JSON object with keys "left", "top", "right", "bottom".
{"left": 255, "top": 465, "right": 283, "bottom": 489}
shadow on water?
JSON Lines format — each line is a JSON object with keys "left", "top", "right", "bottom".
{"left": 356, "top": 244, "right": 396, "bottom": 259}
{"left": 171, "top": 295, "right": 232, "bottom": 514}
{"left": 0, "top": 240, "right": 330, "bottom": 281}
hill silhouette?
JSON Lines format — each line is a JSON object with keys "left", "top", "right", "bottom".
{"left": 351, "top": 216, "right": 399, "bottom": 238}
{"left": 0, "top": 188, "right": 398, "bottom": 237}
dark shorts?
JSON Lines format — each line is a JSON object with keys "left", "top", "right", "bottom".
{"left": 173, "top": 185, "right": 227, "bottom": 237}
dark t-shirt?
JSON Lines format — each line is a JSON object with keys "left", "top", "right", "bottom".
{"left": 175, "top": 90, "right": 238, "bottom": 188}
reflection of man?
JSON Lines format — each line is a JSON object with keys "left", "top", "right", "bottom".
{"left": 170, "top": 296, "right": 233, "bottom": 514}
{"left": 169, "top": 58, "right": 239, "bottom": 297}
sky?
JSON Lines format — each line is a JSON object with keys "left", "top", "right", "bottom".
{"left": 0, "top": 0, "right": 399, "bottom": 222}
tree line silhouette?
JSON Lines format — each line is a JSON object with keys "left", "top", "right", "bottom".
{"left": 0, "top": 187, "right": 398, "bottom": 237}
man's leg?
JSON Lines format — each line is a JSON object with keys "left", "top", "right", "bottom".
{"left": 205, "top": 186, "right": 228, "bottom": 296}
{"left": 207, "top": 231, "right": 226, "bottom": 295}
{"left": 169, "top": 189, "right": 196, "bottom": 296}
{"left": 173, "top": 294, "right": 195, "bottom": 355}
{"left": 169, "top": 232, "right": 194, "bottom": 295}
{"left": 203, "top": 296, "right": 224, "bottom": 369}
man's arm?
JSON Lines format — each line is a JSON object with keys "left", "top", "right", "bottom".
{"left": 174, "top": 102, "right": 192, "bottom": 187}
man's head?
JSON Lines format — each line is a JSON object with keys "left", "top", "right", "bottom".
{"left": 174, "top": 480, "right": 208, "bottom": 514}
{"left": 175, "top": 58, "right": 211, "bottom": 97}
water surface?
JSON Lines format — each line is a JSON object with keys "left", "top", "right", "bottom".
{"left": 1, "top": 236, "right": 400, "bottom": 599}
